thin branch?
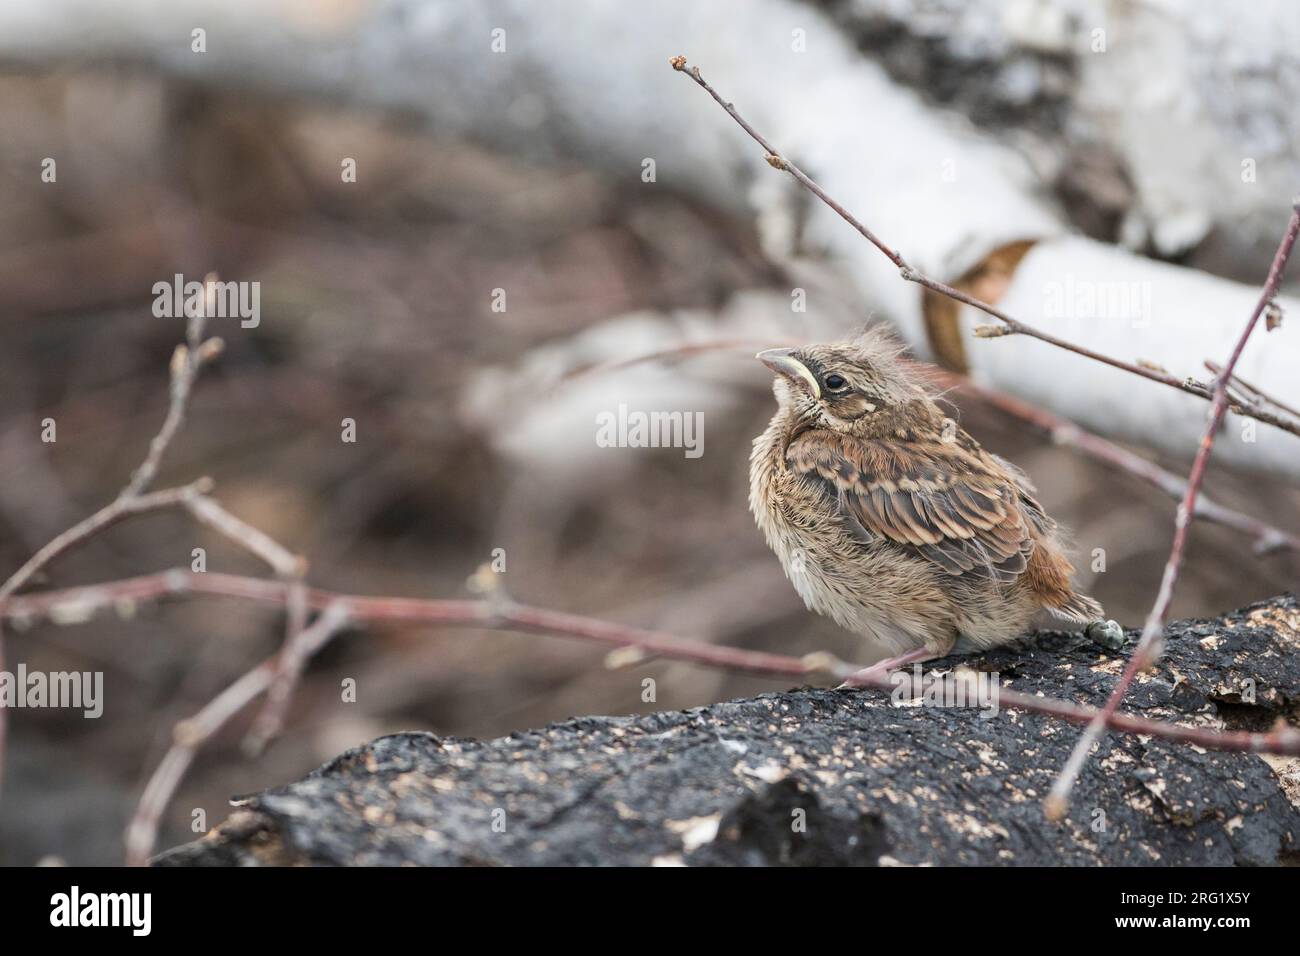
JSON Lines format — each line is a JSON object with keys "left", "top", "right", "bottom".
{"left": 937, "top": 372, "right": 1300, "bottom": 556}
{"left": 0, "top": 273, "right": 294, "bottom": 800}
{"left": 120, "top": 276, "right": 224, "bottom": 500}
{"left": 184, "top": 494, "right": 307, "bottom": 579}
{"left": 123, "top": 660, "right": 274, "bottom": 868}
{"left": 670, "top": 57, "right": 1300, "bottom": 817}
{"left": 7, "top": 568, "right": 1300, "bottom": 758}
{"left": 1046, "top": 203, "right": 1300, "bottom": 819}
{"left": 1205, "top": 359, "right": 1300, "bottom": 422}
{"left": 0, "top": 480, "right": 213, "bottom": 609}
{"left": 0, "top": 479, "right": 207, "bottom": 792}
{"left": 123, "top": 601, "right": 350, "bottom": 867}
{"left": 4, "top": 570, "right": 842, "bottom": 679}
{"left": 670, "top": 55, "right": 905, "bottom": 270}
{"left": 244, "top": 583, "right": 330, "bottom": 755}
{"left": 5, "top": 565, "right": 1292, "bottom": 862}
{"left": 669, "top": 56, "right": 1300, "bottom": 440}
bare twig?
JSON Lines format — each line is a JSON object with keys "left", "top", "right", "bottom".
{"left": 1046, "top": 203, "right": 1300, "bottom": 819}
{"left": 3, "top": 560, "right": 1292, "bottom": 861}
{"left": 244, "top": 589, "right": 338, "bottom": 755}
{"left": 184, "top": 494, "right": 307, "bottom": 579}
{"left": 939, "top": 373, "right": 1300, "bottom": 556}
{"left": 0, "top": 480, "right": 213, "bottom": 609}
{"left": 670, "top": 56, "right": 1300, "bottom": 817}
{"left": 120, "top": 277, "right": 223, "bottom": 500}
{"left": 123, "top": 600, "right": 350, "bottom": 867}
{"left": 667, "top": 57, "right": 906, "bottom": 269}
{"left": 123, "top": 660, "right": 275, "bottom": 868}
{"left": 0, "top": 478, "right": 209, "bottom": 792}
{"left": 0, "top": 273, "right": 303, "bottom": 799}
{"left": 4, "top": 571, "right": 845, "bottom": 680}
{"left": 1205, "top": 359, "right": 1300, "bottom": 423}
{"left": 669, "top": 56, "right": 1300, "bottom": 440}
{"left": 0, "top": 278, "right": 221, "bottom": 794}
{"left": 7, "top": 568, "right": 1300, "bottom": 762}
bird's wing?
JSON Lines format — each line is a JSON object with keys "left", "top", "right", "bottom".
{"left": 786, "top": 430, "right": 1037, "bottom": 581}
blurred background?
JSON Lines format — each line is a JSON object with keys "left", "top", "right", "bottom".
{"left": 1, "top": 0, "right": 1298, "bottom": 863}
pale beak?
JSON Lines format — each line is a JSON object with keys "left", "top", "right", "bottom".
{"left": 757, "top": 348, "right": 820, "bottom": 399}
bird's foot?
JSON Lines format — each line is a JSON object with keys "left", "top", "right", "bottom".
{"left": 838, "top": 646, "right": 937, "bottom": 688}
{"left": 1085, "top": 618, "right": 1126, "bottom": 651}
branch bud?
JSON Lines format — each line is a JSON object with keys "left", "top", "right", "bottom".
{"left": 169, "top": 344, "right": 189, "bottom": 378}
{"left": 605, "top": 646, "right": 647, "bottom": 670}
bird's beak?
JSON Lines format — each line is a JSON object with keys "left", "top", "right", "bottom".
{"left": 756, "top": 348, "right": 820, "bottom": 399}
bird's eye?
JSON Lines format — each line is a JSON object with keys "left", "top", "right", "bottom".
{"left": 824, "top": 374, "right": 847, "bottom": 391}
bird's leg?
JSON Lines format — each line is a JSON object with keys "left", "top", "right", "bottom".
{"left": 838, "top": 646, "right": 939, "bottom": 689}
{"left": 1085, "top": 619, "right": 1126, "bottom": 651}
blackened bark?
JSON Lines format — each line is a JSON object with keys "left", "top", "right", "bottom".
{"left": 157, "top": 595, "right": 1300, "bottom": 866}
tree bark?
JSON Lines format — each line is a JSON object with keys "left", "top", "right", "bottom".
{"left": 158, "top": 595, "right": 1300, "bottom": 866}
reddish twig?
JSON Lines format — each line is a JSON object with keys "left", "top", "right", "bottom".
{"left": 938, "top": 373, "right": 1300, "bottom": 556}
{"left": 244, "top": 580, "right": 324, "bottom": 755}
{"left": 0, "top": 480, "right": 213, "bottom": 610}
{"left": 0, "top": 279, "right": 218, "bottom": 795}
{"left": 123, "top": 601, "right": 350, "bottom": 867}
{"left": 1046, "top": 203, "right": 1300, "bottom": 819}
{"left": 7, "top": 568, "right": 1300, "bottom": 762}
{"left": 3, "top": 562, "right": 1293, "bottom": 861}
{"left": 4, "top": 570, "right": 841, "bottom": 680}
{"left": 184, "top": 494, "right": 306, "bottom": 579}
{"left": 0, "top": 480, "right": 210, "bottom": 791}
{"left": 668, "top": 56, "right": 1300, "bottom": 440}
{"left": 119, "top": 291, "right": 223, "bottom": 500}
{"left": 1205, "top": 359, "right": 1300, "bottom": 423}
{"left": 0, "top": 275, "right": 307, "bottom": 801}
{"left": 670, "top": 55, "right": 905, "bottom": 270}
{"left": 123, "top": 660, "right": 276, "bottom": 868}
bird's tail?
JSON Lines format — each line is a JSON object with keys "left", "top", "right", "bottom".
{"left": 1046, "top": 591, "right": 1104, "bottom": 624}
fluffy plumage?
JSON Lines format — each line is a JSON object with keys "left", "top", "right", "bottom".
{"left": 749, "top": 329, "right": 1103, "bottom": 668}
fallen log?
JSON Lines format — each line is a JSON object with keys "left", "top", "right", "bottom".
{"left": 157, "top": 595, "right": 1300, "bottom": 866}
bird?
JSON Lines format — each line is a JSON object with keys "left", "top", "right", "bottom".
{"left": 749, "top": 328, "right": 1119, "bottom": 681}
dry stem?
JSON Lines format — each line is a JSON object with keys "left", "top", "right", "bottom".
{"left": 5, "top": 549, "right": 1298, "bottom": 862}
{"left": 1046, "top": 204, "right": 1300, "bottom": 818}
{"left": 669, "top": 56, "right": 1300, "bottom": 439}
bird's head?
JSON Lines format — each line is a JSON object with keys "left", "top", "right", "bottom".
{"left": 756, "top": 328, "right": 928, "bottom": 435}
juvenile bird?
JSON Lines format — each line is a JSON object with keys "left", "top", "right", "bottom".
{"left": 749, "top": 329, "right": 1115, "bottom": 680}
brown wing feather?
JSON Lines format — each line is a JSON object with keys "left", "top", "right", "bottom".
{"left": 787, "top": 430, "right": 1035, "bottom": 582}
